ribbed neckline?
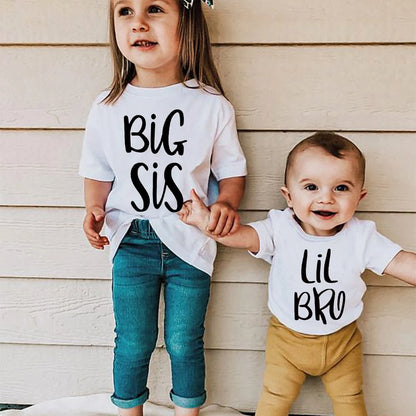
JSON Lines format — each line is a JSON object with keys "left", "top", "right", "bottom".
{"left": 284, "top": 208, "right": 349, "bottom": 242}
{"left": 125, "top": 79, "right": 198, "bottom": 97}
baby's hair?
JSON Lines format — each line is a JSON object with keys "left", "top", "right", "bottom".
{"left": 284, "top": 132, "right": 366, "bottom": 185}
{"left": 104, "top": 0, "right": 224, "bottom": 104}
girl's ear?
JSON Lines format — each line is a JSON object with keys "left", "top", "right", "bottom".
{"left": 281, "top": 186, "right": 293, "bottom": 207}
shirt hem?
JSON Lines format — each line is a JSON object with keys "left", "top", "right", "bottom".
{"left": 149, "top": 220, "right": 214, "bottom": 276}
{"left": 269, "top": 303, "right": 363, "bottom": 336}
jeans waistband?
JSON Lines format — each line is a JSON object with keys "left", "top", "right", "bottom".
{"left": 130, "top": 219, "right": 159, "bottom": 240}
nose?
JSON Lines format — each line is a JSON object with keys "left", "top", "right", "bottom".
{"left": 132, "top": 13, "right": 149, "bottom": 32}
{"left": 318, "top": 188, "right": 335, "bottom": 204}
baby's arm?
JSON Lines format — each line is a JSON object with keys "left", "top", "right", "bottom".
{"left": 179, "top": 189, "right": 259, "bottom": 252}
{"left": 83, "top": 178, "right": 112, "bottom": 250}
{"left": 383, "top": 251, "right": 416, "bottom": 286}
{"left": 208, "top": 176, "right": 245, "bottom": 237}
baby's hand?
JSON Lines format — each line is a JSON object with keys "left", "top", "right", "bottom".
{"left": 179, "top": 189, "right": 211, "bottom": 231}
{"left": 83, "top": 208, "right": 109, "bottom": 250}
{"left": 207, "top": 200, "right": 240, "bottom": 237}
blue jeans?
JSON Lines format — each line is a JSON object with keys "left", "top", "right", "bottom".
{"left": 111, "top": 220, "right": 211, "bottom": 409}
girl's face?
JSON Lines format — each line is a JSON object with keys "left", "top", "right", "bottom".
{"left": 281, "top": 147, "right": 367, "bottom": 237}
{"left": 113, "top": 0, "right": 181, "bottom": 86}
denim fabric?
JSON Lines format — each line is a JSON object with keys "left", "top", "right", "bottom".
{"left": 111, "top": 220, "right": 211, "bottom": 409}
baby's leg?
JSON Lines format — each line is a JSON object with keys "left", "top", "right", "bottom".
{"left": 255, "top": 318, "right": 306, "bottom": 416}
{"left": 321, "top": 326, "right": 367, "bottom": 416}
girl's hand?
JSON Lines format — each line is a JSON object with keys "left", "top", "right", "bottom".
{"left": 179, "top": 189, "right": 211, "bottom": 231}
{"left": 208, "top": 201, "right": 240, "bottom": 237}
{"left": 83, "top": 208, "right": 109, "bottom": 250}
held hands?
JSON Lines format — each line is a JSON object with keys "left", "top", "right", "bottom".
{"left": 179, "top": 189, "right": 240, "bottom": 237}
{"left": 179, "top": 189, "right": 211, "bottom": 231}
{"left": 83, "top": 207, "right": 109, "bottom": 250}
{"left": 208, "top": 199, "right": 240, "bottom": 236}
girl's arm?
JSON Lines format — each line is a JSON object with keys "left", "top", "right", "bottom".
{"left": 83, "top": 178, "right": 113, "bottom": 250}
{"left": 383, "top": 251, "right": 416, "bottom": 286}
{"left": 208, "top": 176, "right": 246, "bottom": 236}
{"left": 180, "top": 189, "right": 259, "bottom": 253}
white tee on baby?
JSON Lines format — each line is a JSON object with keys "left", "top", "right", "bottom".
{"left": 79, "top": 80, "right": 247, "bottom": 275}
{"left": 249, "top": 208, "right": 402, "bottom": 335}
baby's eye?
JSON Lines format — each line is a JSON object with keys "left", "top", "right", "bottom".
{"left": 148, "top": 5, "right": 163, "bottom": 13}
{"left": 335, "top": 184, "right": 349, "bottom": 192}
{"left": 118, "top": 7, "right": 133, "bottom": 16}
{"left": 304, "top": 184, "right": 317, "bottom": 191}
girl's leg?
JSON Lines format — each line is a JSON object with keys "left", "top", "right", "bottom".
{"left": 111, "top": 222, "right": 162, "bottom": 412}
{"left": 174, "top": 406, "right": 200, "bottom": 416}
{"left": 118, "top": 405, "right": 143, "bottom": 416}
{"left": 163, "top": 245, "right": 211, "bottom": 414}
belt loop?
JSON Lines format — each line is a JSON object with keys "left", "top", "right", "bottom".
{"left": 138, "top": 219, "right": 147, "bottom": 235}
{"left": 130, "top": 219, "right": 158, "bottom": 239}
{"left": 131, "top": 219, "right": 140, "bottom": 233}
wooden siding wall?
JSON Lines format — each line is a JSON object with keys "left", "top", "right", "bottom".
{"left": 1, "top": 1, "right": 415, "bottom": 415}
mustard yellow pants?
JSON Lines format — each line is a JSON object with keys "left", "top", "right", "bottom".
{"left": 255, "top": 316, "right": 367, "bottom": 416}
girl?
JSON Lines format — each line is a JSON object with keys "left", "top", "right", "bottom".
{"left": 79, "top": 1, "right": 247, "bottom": 416}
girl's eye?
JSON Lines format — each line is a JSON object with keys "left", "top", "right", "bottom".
{"left": 118, "top": 7, "right": 133, "bottom": 16}
{"left": 335, "top": 184, "right": 349, "bottom": 192}
{"left": 305, "top": 184, "right": 317, "bottom": 191}
{"left": 148, "top": 5, "right": 163, "bottom": 13}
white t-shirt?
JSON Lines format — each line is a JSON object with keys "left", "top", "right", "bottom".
{"left": 249, "top": 208, "right": 402, "bottom": 335}
{"left": 79, "top": 80, "right": 247, "bottom": 275}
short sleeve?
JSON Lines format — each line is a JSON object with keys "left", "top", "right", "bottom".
{"left": 79, "top": 97, "right": 115, "bottom": 182}
{"left": 247, "top": 211, "right": 277, "bottom": 264}
{"left": 363, "top": 221, "right": 402, "bottom": 275}
{"left": 210, "top": 99, "right": 247, "bottom": 180}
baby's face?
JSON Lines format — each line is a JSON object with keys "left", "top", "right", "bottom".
{"left": 281, "top": 147, "right": 367, "bottom": 236}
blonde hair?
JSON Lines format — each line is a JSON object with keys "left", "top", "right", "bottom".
{"left": 103, "top": 0, "right": 224, "bottom": 104}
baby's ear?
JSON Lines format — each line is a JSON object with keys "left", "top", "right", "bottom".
{"left": 359, "top": 188, "right": 368, "bottom": 201}
{"left": 281, "top": 186, "right": 293, "bottom": 207}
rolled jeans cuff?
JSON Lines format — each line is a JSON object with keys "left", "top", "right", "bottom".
{"left": 111, "top": 388, "right": 149, "bottom": 409}
{"left": 170, "top": 389, "right": 206, "bottom": 408}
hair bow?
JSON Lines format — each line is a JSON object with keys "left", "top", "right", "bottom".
{"left": 182, "top": 0, "right": 214, "bottom": 9}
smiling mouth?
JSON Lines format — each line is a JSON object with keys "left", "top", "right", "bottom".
{"left": 313, "top": 210, "right": 336, "bottom": 218}
{"left": 133, "top": 40, "right": 157, "bottom": 47}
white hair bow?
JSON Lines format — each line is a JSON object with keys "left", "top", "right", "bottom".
{"left": 182, "top": 0, "right": 214, "bottom": 9}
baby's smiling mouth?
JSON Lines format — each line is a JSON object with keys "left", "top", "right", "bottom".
{"left": 313, "top": 210, "right": 336, "bottom": 218}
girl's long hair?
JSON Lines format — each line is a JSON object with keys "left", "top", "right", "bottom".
{"left": 103, "top": 0, "right": 224, "bottom": 104}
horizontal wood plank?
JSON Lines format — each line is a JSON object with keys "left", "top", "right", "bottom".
{"left": 0, "top": 344, "right": 415, "bottom": 415}
{"left": 216, "top": 45, "right": 416, "bottom": 131}
{"left": 2, "top": 46, "right": 416, "bottom": 130}
{"left": 0, "top": 278, "right": 415, "bottom": 355}
{"left": 1, "top": 208, "right": 414, "bottom": 283}
{"left": 2, "top": 1, "right": 416, "bottom": 44}
{"left": 1, "top": 130, "right": 415, "bottom": 211}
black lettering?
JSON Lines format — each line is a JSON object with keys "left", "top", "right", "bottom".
{"left": 301, "top": 249, "right": 314, "bottom": 283}
{"left": 130, "top": 163, "right": 150, "bottom": 212}
{"left": 159, "top": 109, "right": 187, "bottom": 155}
{"left": 323, "top": 249, "right": 337, "bottom": 283}
{"left": 124, "top": 115, "right": 149, "bottom": 153}
{"left": 294, "top": 292, "right": 313, "bottom": 321}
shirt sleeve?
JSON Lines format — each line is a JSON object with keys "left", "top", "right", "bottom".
{"left": 363, "top": 221, "right": 402, "bottom": 275}
{"left": 79, "top": 97, "right": 115, "bottom": 182}
{"left": 247, "top": 211, "right": 277, "bottom": 264}
{"left": 210, "top": 99, "right": 247, "bottom": 181}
